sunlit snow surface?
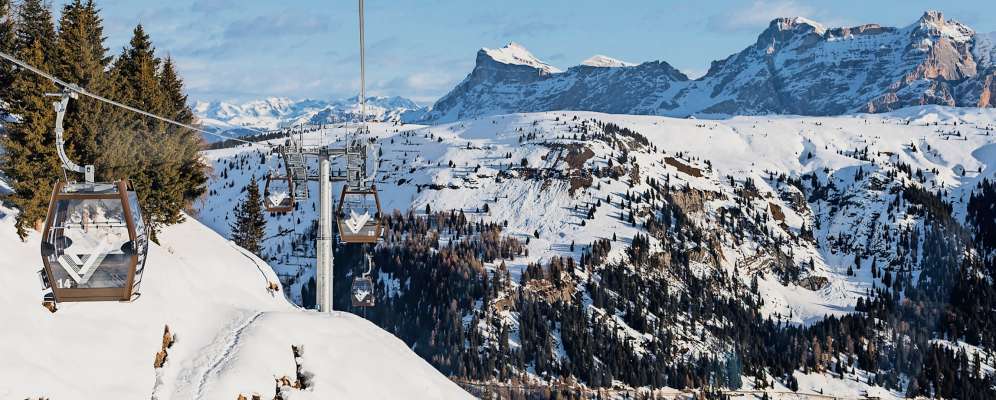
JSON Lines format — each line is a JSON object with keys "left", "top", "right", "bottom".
{"left": 0, "top": 207, "right": 471, "bottom": 399}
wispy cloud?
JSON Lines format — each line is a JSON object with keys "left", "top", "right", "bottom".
{"left": 189, "top": 0, "right": 238, "bottom": 15}
{"left": 707, "top": 0, "right": 817, "bottom": 33}
{"left": 466, "top": 13, "right": 567, "bottom": 41}
{"left": 370, "top": 69, "right": 465, "bottom": 104}
{"left": 223, "top": 13, "right": 331, "bottom": 39}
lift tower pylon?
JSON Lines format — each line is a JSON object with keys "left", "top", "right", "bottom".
{"left": 316, "top": 156, "right": 333, "bottom": 312}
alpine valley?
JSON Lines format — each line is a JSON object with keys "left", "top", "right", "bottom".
{"left": 193, "top": 9, "right": 996, "bottom": 400}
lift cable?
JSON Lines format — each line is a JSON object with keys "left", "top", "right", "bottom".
{"left": 0, "top": 50, "right": 273, "bottom": 147}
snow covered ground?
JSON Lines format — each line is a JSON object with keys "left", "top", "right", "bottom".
{"left": 0, "top": 205, "right": 470, "bottom": 399}
{"left": 196, "top": 105, "right": 996, "bottom": 327}
{"left": 5, "top": 104, "right": 992, "bottom": 399}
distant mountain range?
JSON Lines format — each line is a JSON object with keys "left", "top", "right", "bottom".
{"left": 420, "top": 11, "right": 996, "bottom": 123}
{"left": 193, "top": 96, "right": 426, "bottom": 138}
{"left": 193, "top": 10, "right": 996, "bottom": 131}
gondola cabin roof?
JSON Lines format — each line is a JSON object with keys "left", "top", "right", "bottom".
{"left": 40, "top": 180, "right": 149, "bottom": 302}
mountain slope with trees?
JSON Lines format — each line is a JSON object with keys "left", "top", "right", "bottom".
{"left": 197, "top": 106, "right": 996, "bottom": 398}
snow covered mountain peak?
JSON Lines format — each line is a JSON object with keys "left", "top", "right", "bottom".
{"left": 581, "top": 54, "right": 635, "bottom": 68}
{"left": 911, "top": 10, "right": 974, "bottom": 43}
{"left": 480, "top": 42, "right": 561, "bottom": 74}
{"left": 768, "top": 16, "right": 827, "bottom": 36}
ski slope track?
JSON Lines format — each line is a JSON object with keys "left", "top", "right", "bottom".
{"left": 0, "top": 206, "right": 471, "bottom": 399}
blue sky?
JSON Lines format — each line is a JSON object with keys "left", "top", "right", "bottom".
{"left": 65, "top": 0, "right": 996, "bottom": 104}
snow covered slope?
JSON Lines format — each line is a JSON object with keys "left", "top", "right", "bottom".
{"left": 197, "top": 106, "right": 996, "bottom": 326}
{"left": 482, "top": 42, "right": 561, "bottom": 74}
{"left": 422, "top": 11, "right": 996, "bottom": 123}
{"left": 192, "top": 106, "right": 996, "bottom": 397}
{"left": 0, "top": 207, "right": 470, "bottom": 399}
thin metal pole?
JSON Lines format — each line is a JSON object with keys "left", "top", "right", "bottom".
{"left": 316, "top": 156, "right": 333, "bottom": 312}
{"left": 358, "top": 0, "right": 366, "bottom": 132}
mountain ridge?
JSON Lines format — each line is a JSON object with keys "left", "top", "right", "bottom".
{"left": 194, "top": 95, "right": 426, "bottom": 137}
{"left": 421, "top": 10, "right": 996, "bottom": 123}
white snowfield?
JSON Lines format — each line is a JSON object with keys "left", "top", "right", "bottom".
{"left": 580, "top": 54, "right": 635, "bottom": 68}
{"left": 0, "top": 207, "right": 471, "bottom": 400}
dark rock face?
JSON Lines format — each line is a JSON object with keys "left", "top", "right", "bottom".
{"left": 421, "top": 11, "right": 996, "bottom": 123}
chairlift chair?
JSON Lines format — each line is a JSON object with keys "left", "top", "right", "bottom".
{"left": 40, "top": 91, "right": 148, "bottom": 302}
{"left": 263, "top": 172, "right": 295, "bottom": 213}
{"left": 335, "top": 184, "right": 383, "bottom": 243}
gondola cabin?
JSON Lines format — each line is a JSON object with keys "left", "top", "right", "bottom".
{"left": 351, "top": 276, "right": 375, "bottom": 307}
{"left": 40, "top": 180, "right": 148, "bottom": 302}
{"left": 336, "top": 185, "right": 383, "bottom": 243}
{"left": 264, "top": 172, "right": 295, "bottom": 213}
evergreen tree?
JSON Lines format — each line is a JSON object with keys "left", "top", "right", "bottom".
{"left": 104, "top": 25, "right": 205, "bottom": 239}
{"left": 231, "top": 178, "right": 266, "bottom": 255}
{"left": 157, "top": 56, "right": 205, "bottom": 202}
{"left": 13, "top": 0, "right": 55, "bottom": 59}
{"left": 112, "top": 24, "right": 161, "bottom": 121}
{"left": 1, "top": 1, "right": 58, "bottom": 238}
{"left": 0, "top": 0, "right": 16, "bottom": 113}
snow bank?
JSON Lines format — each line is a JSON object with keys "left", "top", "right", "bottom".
{"left": 0, "top": 207, "right": 470, "bottom": 399}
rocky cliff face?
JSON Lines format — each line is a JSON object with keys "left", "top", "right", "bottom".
{"left": 422, "top": 11, "right": 996, "bottom": 123}
{"left": 424, "top": 43, "right": 689, "bottom": 122}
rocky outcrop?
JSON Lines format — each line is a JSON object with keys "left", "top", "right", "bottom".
{"left": 958, "top": 68, "right": 996, "bottom": 107}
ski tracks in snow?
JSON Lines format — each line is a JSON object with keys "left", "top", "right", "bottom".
{"left": 192, "top": 311, "right": 265, "bottom": 400}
